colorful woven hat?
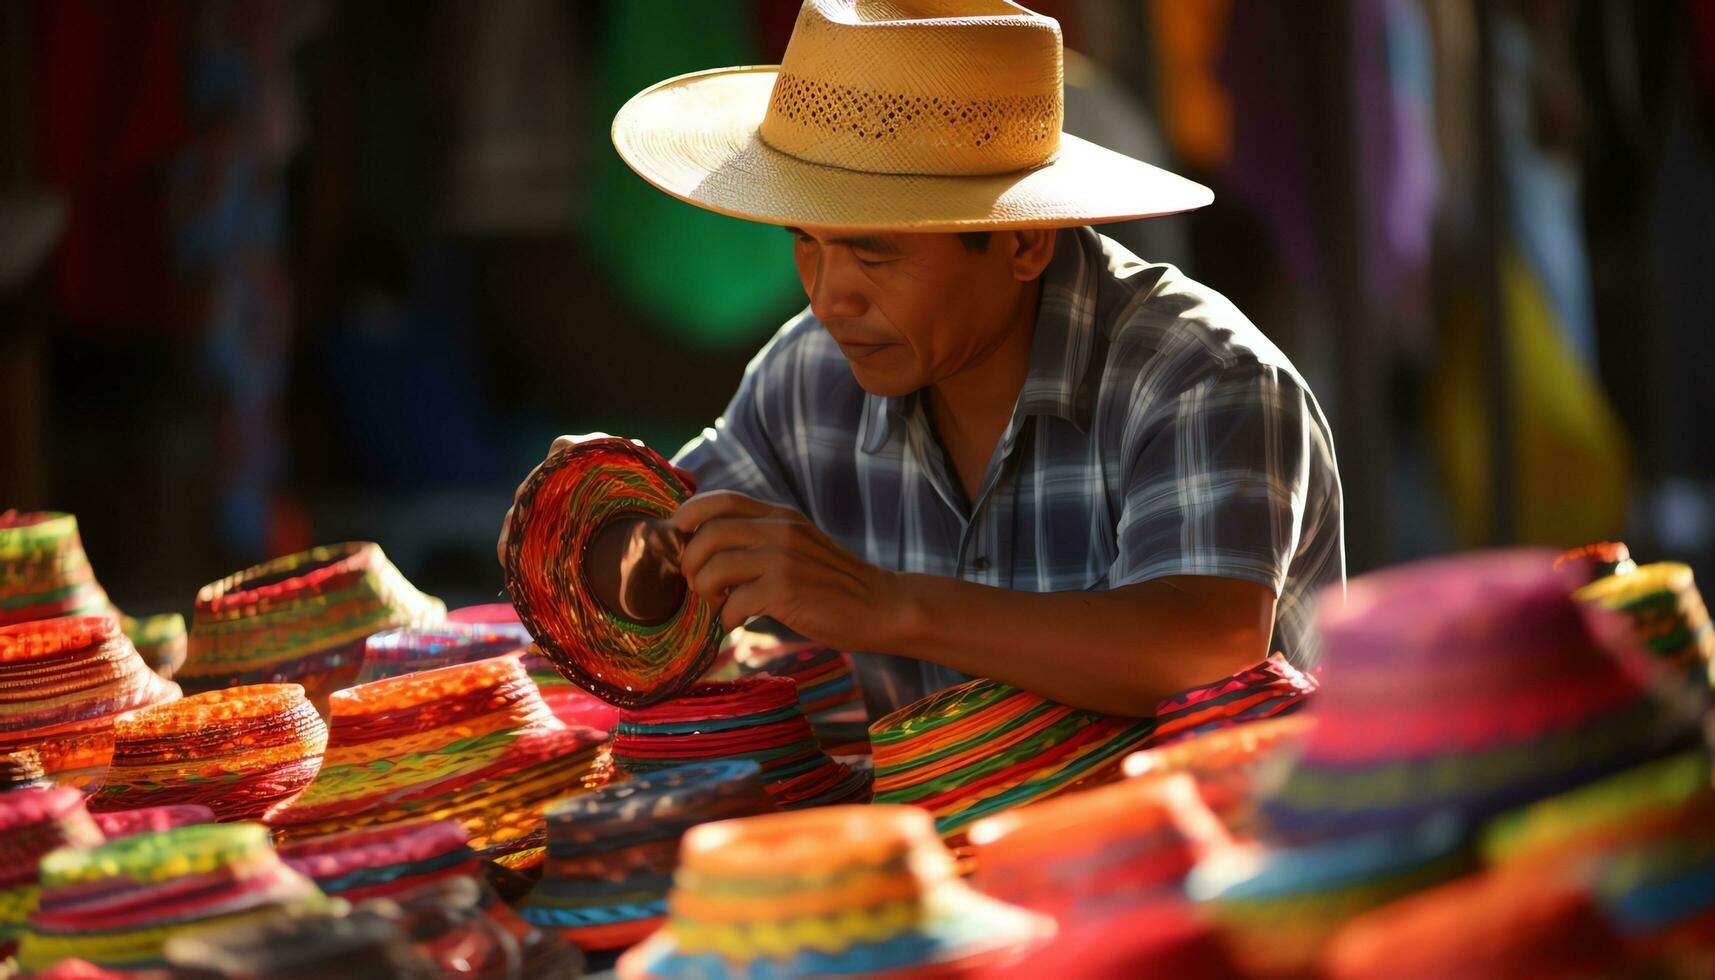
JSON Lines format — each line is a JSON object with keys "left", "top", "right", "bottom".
{"left": 0, "top": 511, "right": 188, "bottom": 679}
{"left": 504, "top": 438, "right": 721, "bottom": 708}
{"left": 1318, "top": 867, "right": 1626, "bottom": 980}
{"left": 873, "top": 659, "right": 1315, "bottom": 839}
{"left": 278, "top": 821, "right": 485, "bottom": 903}
{"left": 721, "top": 627, "right": 870, "bottom": 755}
{"left": 613, "top": 677, "right": 871, "bottom": 809}
{"left": 1, "top": 750, "right": 50, "bottom": 793}
{"left": 519, "top": 760, "right": 777, "bottom": 952}
{"left": 1259, "top": 550, "right": 1705, "bottom": 843}
{"left": 1122, "top": 714, "right": 1314, "bottom": 838}
{"left": 617, "top": 805, "right": 1052, "bottom": 979}
{"left": 356, "top": 623, "right": 533, "bottom": 684}
{"left": 88, "top": 684, "right": 328, "bottom": 822}
{"left": 15, "top": 822, "right": 330, "bottom": 972}
{"left": 163, "top": 908, "right": 440, "bottom": 980}
{"left": 393, "top": 606, "right": 622, "bottom": 732}
{"left": 0, "top": 617, "right": 181, "bottom": 789}
{"left": 90, "top": 805, "right": 214, "bottom": 840}
{"left": 180, "top": 542, "right": 446, "bottom": 711}
{"left": 1190, "top": 815, "right": 1477, "bottom": 977}
{"left": 870, "top": 680, "right": 1153, "bottom": 838}
{"left": 0, "top": 787, "right": 104, "bottom": 961}
{"left": 1480, "top": 747, "right": 1715, "bottom": 959}
{"left": 1575, "top": 562, "right": 1715, "bottom": 685}
{"left": 265, "top": 654, "right": 605, "bottom": 870}
{"left": 967, "top": 772, "right": 1228, "bottom": 920}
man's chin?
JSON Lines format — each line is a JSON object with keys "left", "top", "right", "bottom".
{"left": 845, "top": 363, "right": 918, "bottom": 399}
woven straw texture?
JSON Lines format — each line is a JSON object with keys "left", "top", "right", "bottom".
{"left": 181, "top": 542, "right": 445, "bottom": 710}
{"left": 611, "top": 0, "right": 1211, "bottom": 230}
{"left": 505, "top": 437, "right": 720, "bottom": 707}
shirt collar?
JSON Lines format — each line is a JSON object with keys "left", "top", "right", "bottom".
{"left": 860, "top": 226, "right": 1101, "bottom": 455}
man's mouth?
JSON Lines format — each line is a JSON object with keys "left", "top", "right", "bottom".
{"left": 837, "top": 340, "right": 894, "bottom": 360}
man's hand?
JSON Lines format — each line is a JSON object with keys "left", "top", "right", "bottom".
{"left": 497, "top": 433, "right": 637, "bottom": 568}
{"left": 672, "top": 491, "right": 906, "bottom": 647}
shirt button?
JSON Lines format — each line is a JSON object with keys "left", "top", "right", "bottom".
{"left": 971, "top": 556, "right": 990, "bottom": 572}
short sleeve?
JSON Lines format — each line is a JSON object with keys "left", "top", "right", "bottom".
{"left": 1109, "top": 361, "right": 1314, "bottom": 595}
{"left": 670, "top": 328, "right": 805, "bottom": 511}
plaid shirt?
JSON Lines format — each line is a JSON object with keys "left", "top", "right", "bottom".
{"left": 675, "top": 226, "right": 1345, "bottom": 717}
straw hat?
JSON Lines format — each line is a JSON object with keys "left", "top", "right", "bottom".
{"left": 611, "top": 0, "right": 1212, "bottom": 231}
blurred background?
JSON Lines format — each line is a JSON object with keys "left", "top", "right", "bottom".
{"left": 0, "top": 0, "right": 1711, "bottom": 618}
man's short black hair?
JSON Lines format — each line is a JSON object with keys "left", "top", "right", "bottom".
{"left": 956, "top": 231, "right": 991, "bottom": 253}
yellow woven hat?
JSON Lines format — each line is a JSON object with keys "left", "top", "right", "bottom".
{"left": 612, "top": 0, "right": 1213, "bottom": 231}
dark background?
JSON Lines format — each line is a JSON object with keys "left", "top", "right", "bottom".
{"left": 2, "top": 0, "right": 1712, "bottom": 621}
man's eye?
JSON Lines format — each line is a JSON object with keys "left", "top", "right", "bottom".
{"left": 856, "top": 254, "right": 892, "bottom": 266}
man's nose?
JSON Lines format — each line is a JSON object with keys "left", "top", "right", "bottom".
{"left": 807, "top": 251, "right": 868, "bottom": 323}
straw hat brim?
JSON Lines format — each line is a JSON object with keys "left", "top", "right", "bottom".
{"left": 613, "top": 66, "right": 1214, "bottom": 232}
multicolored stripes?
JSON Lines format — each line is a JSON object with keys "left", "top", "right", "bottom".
{"left": 520, "top": 760, "right": 775, "bottom": 951}
{"left": 90, "top": 684, "right": 328, "bottom": 822}
{"left": 0, "top": 787, "right": 104, "bottom": 960}
{"left": 617, "top": 805, "right": 1049, "bottom": 979}
{"left": 16, "top": 823, "right": 329, "bottom": 972}
{"left": 614, "top": 678, "right": 870, "bottom": 809}
{"left": 181, "top": 542, "right": 445, "bottom": 708}
{"left": 0, "top": 617, "right": 181, "bottom": 789}
{"left": 504, "top": 438, "right": 721, "bottom": 707}
{"left": 279, "top": 821, "right": 485, "bottom": 903}
{"left": 265, "top": 656, "right": 604, "bottom": 868}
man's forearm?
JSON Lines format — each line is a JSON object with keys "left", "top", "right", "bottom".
{"left": 882, "top": 574, "right": 1276, "bottom": 716}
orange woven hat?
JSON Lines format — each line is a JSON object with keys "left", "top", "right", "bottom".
{"left": 611, "top": 0, "right": 1212, "bottom": 231}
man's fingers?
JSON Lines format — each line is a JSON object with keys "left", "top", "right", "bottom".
{"left": 678, "top": 517, "right": 802, "bottom": 583}
{"left": 718, "top": 579, "right": 775, "bottom": 633}
{"left": 671, "top": 491, "right": 797, "bottom": 533}
{"left": 688, "top": 548, "right": 768, "bottom": 603}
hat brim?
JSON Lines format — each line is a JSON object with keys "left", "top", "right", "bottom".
{"left": 612, "top": 66, "right": 1213, "bottom": 232}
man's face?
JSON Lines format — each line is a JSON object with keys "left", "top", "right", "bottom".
{"left": 786, "top": 225, "right": 1037, "bottom": 397}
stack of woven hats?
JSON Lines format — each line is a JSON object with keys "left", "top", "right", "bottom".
{"left": 266, "top": 655, "right": 605, "bottom": 870}
{"left": 721, "top": 627, "right": 870, "bottom": 755}
{"left": 618, "top": 805, "right": 1051, "bottom": 979}
{"left": 0, "top": 616, "right": 180, "bottom": 789}
{"left": 179, "top": 542, "right": 446, "bottom": 711}
{"left": 0, "top": 787, "right": 104, "bottom": 961}
{"left": 1193, "top": 550, "right": 1712, "bottom": 976}
{"left": 441, "top": 604, "right": 621, "bottom": 732}
{"left": 869, "top": 680, "right": 1157, "bottom": 839}
{"left": 15, "top": 822, "right": 330, "bottom": 972}
{"left": 90, "top": 684, "right": 327, "bottom": 821}
{"left": 519, "top": 760, "right": 777, "bottom": 952}
{"left": 872, "top": 659, "right": 1315, "bottom": 841}
{"left": 612, "top": 677, "right": 870, "bottom": 809}
{"left": 0, "top": 511, "right": 187, "bottom": 678}
{"left": 356, "top": 623, "right": 532, "bottom": 684}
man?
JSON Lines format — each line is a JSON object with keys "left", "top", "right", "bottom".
{"left": 506, "top": 0, "right": 1344, "bottom": 719}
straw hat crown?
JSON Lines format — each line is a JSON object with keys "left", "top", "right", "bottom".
{"left": 760, "top": 0, "right": 1063, "bottom": 177}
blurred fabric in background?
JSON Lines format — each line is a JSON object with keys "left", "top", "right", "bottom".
{"left": 0, "top": 0, "right": 1711, "bottom": 613}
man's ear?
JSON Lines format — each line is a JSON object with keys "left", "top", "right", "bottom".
{"left": 1008, "top": 228, "right": 1057, "bottom": 282}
